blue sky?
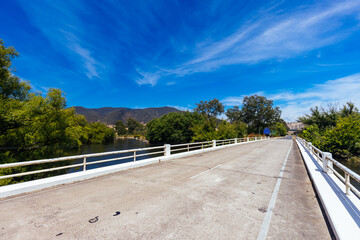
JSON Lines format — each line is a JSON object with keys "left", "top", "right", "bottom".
{"left": 1, "top": 0, "right": 360, "bottom": 121}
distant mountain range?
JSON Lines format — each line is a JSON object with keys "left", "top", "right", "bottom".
{"left": 73, "top": 106, "right": 181, "bottom": 125}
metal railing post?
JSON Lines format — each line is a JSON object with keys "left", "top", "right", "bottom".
{"left": 212, "top": 140, "right": 216, "bottom": 148}
{"left": 345, "top": 173, "right": 350, "bottom": 195}
{"left": 164, "top": 144, "right": 171, "bottom": 156}
{"left": 134, "top": 151, "right": 136, "bottom": 161}
{"left": 308, "top": 142, "right": 313, "bottom": 153}
{"left": 322, "top": 152, "right": 332, "bottom": 174}
{"left": 83, "top": 157, "right": 87, "bottom": 171}
{"left": 235, "top": 138, "right": 238, "bottom": 144}
{"left": 202, "top": 143, "right": 204, "bottom": 149}
{"left": 247, "top": 137, "right": 249, "bottom": 142}
{"left": 187, "top": 145, "right": 190, "bottom": 151}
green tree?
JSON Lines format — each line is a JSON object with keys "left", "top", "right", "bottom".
{"left": 126, "top": 118, "right": 144, "bottom": 135}
{"left": 86, "top": 122, "right": 115, "bottom": 144}
{"left": 298, "top": 105, "right": 339, "bottom": 132}
{"left": 298, "top": 124, "right": 323, "bottom": 148}
{"left": 0, "top": 39, "right": 30, "bottom": 101}
{"left": 146, "top": 112, "right": 204, "bottom": 144}
{"left": 217, "top": 121, "right": 237, "bottom": 140}
{"left": 192, "top": 120, "right": 218, "bottom": 142}
{"left": 322, "top": 115, "right": 360, "bottom": 159}
{"left": 270, "top": 122, "right": 288, "bottom": 137}
{"left": 225, "top": 106, "right": 242, "bottom": 123}
{"left": 194, "top": 98, "right": 224, "bottom": 119}
{"left": 240, "top": 95, "right": 281, "bottom": 134}
{"left": 115, "top": 120, "right": 127, "bottom": 135}
{"left": 233, "top": 121, "right": 248, "bottom": 138}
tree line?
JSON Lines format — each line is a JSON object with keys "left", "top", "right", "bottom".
{"left": 146, "top": 97, "right": 288, "bottom": 144}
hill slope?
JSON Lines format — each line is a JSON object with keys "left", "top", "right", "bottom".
{"left": 73, "top": 106, "right": 181, "bottom": 124}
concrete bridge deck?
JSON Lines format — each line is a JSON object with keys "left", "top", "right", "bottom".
{"left": 0, "top": 139, "right": 331, "bottom": 239}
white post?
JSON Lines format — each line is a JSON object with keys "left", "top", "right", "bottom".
{"left": 83, "top": 157, "right": 87, "bottom": 171}
{"left": 322, "top": 152, "right": 332, "bottom": 174}
{"left": 235, "top": 138, "right": 238, "bottom": 144}
{"left": 212, "top": 140, "right": 216, "bottom": 148}
{"left": 247, "top": 137, "right": 249, "bottom": 142}
{"left": 255, "top": 137, "right": 257, "bottom": 141}
{"left": 134, "top": 151, "right": 136, "bottom": 161}
{"left": 345, "top": 174, "right": 350, "bottom": 195}
{"left": 164, "top": 144, "right": 171, "bottom": 156}
{"left": 308, "top": 142, "right": 313, "bottom": 153}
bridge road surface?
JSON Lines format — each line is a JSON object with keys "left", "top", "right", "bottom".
{"left": 0, "top": 138, "right": 332, "bottom": 239}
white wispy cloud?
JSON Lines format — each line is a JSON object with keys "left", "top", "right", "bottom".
{"left": 222, "top": 73, "right": 360, "bottom": 122}
{"left": 18, "top": 1, "right": 102, "bottom": 80}
{"left": 136, "top": 0, "right": 360, "bottom": 85}
{"left": 135, "top": 69, "right": 162, "bottom": 86}
{"left": 72, "top": 43, "right": 99, "bottom": 79}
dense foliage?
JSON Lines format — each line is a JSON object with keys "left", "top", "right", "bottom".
{"left": 126, "top": 118, "right": 145, "bottom": 135}
{"left": 0, "top": 40, "right": 114, "bottom": 185}
{"left": 115, "top": 118, "right": 146, "bottom": 138}
{"left": 146, "top": 112, "right": 204, "bottom": 144}
{"left": 298, "top": 103, "right": 360, "bottom": 161}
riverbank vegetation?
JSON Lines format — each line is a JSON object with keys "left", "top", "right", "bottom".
{"left": 298, "top": 102, "right": 360, "bottom": 163}
{"left": 115, "top": 118, "right": 146, "bottom": 140}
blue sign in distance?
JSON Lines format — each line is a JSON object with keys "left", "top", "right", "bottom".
{"left": 263, "top": 128, "right": 270, "bottom": 135}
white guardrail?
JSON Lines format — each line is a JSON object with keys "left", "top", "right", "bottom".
{"left": 0, "top": 137, "right": 265, "bottom": 182}
{"left": 297, "top": 137, "right": 360, "bottom": 198}
{"left": 296, "top": 137, "right": 360, "bottom": 239}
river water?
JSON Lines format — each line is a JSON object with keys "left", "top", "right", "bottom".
{"left": 64, "top": 138, "right": 162, "bottom": 173}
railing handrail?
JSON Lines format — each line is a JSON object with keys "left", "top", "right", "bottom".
{"left": 171, "top": 140, "right": 213, "bottom": 147}
{"left": 328, "top": 156, "right": 360, "bottom": 184}
{"left": 0, "top": 145, "right": 165, "bottom": 169}
{"left": 0, "top": 136, "right": 269, "bottom": 182}
{"left": 297, "top": 137, "right": 360, "bottom": 197}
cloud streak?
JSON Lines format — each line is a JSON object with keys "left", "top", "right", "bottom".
{"left": 18, "top": 0, "right": 103, "bottom": 80}
{"left": 136, "top": 0, "right": 360, "bottom": 85}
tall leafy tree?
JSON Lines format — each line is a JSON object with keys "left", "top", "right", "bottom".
{"left": 194, "top": 98, "right": 224, "bottom": 119}
{"left": 115, "top": 120, "right": 127, "bottom": 135}
{"left": 240, "top": 95, "right": 281, "bottom": 134}
{"left": 126, "top": 118, "right": 144, "bottom": 135}
{"left": 225, "top": 106, "right": 242, "bottom": 123}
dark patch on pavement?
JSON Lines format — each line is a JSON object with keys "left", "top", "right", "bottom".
{"left": 89, "top": 216, "right": 98, "bottom": 223}
{"left": 113, "top": 211, "right": 121, "bottom": 216}
{"left": 258, "top": 207, "right": 267, "bottom": 213}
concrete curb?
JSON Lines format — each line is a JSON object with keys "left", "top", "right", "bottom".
{"left": 0, "top": 139, "right": 268, "bottom": 199}
{"left": 296, "top": 139, "right": 360, "bottom": 240}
